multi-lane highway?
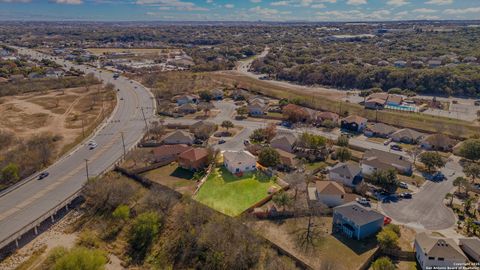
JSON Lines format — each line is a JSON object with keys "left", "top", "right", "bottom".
{"left": 0, "top": 47, "right": 156, "bottom": 250}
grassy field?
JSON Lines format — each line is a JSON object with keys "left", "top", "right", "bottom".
{"left": 195, "top": 167, "right": 279, "bottom": 216}
{"left": 210, "top": 72, "right": 479, "bottom": 138}
{"left": 141, "top": 163, "right": 196, "bottom": 196}
{"left": 251, "top": 217, "right": 378, "bottom": 270}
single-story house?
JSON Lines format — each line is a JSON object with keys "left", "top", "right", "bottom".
{"left": 329, "top": 162, "right": 363, "bottom": 187}
{"left": 276, "top": 148, "right": 297, "bottom": 169}
{"left": 189, "top": 120, "right": 217, "bottom": 139}
{"left": 270, "top": 132, "right": 297, "bottom": 153}
{"left": 177, "top": 103, "right": 197, "bottom": 114}
{"left": 386, "top": 95, "right": 403, "bottom": 106}
{"left": 364, "top": 123, "right": 398, "bottom": 138}
{"left": 332, "top": 202, "right": 385, "bottom": 240}
{"left": 153, "top": 144, "right": 191, "bottom": 163}
{"left": 361, "top": 149, "right": 412, "bottom": 175}
{"left": 415, "top": 232, "right": 468, "bottom": 270}
{"left": 162, "top": 130, "right": 195, "bottom": 145}
{"left": 175, "top": 94, "right": 199, "bottom": 105}
{"left": 364, "top": 98, "right": 386, "bottom": 110}
{"left": 178, "top": 148, "right": 209, "bottom": 171}
{"left": 341, "top": 115, "right": 368, "bottom": 132}
{"left": 316, "top": 111, "right": 340, "bottom": 124}
{"left": 390, "top": 128, "right": 425, "bottom": 144}
{"left": 367, "top": 92, "right": 389, "bottom": 102}
{"left": 421, "top": 134, "right": 457, "bottom": 152}
{"left": 315, "top": 181, "right": 348, "bottom": 208}
{"left": 223, "top": 150, "right": 257, "bottom": 174}
{"left": 459, "top": 238, "right": 480, "bottom": 262}
{"left": 248, "top": 100, "right": 268, "bottom": 116}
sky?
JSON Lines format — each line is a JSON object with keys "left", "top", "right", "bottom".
{"left": 0, "top": 0, "right": 479, "bottom": 21}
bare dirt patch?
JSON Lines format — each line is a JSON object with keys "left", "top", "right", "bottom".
{"left": 0, "top": 84, "right": 116, "bottom": 158}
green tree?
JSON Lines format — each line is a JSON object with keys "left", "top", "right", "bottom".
{"left": 128, "top": 211, "right": 161, "bottom": 262}
{"left": 453, "top": 176, "right": 468, "bottom": 194}
{"left": 250, "top": 128, "right": 267, "bottom": 143}
{"left": 272, "top": 191, "right": 291, "bottom": 211}
{"left": 1, "top": 163, "right": 19, "bottom": 185}
{"left": 335, "top": 147, "right": 351, "bottom": 162}
{"left": 445, "top": 193, "right": 454, "bottom": 207}
{"left": 371, "top": 169, "right": 398, "bottom": 194}
{"left": 459, "top": 139, "right": 480, "bottom": 161}
{"left": 51, "top": 247, "right": 107, "bottom": 270}
{"left": 299, "top": 132, "right": 327, "bottom": 150}
{"left": 463, "top": 162, "right": 480, "bottom": 183}
{"left": 199, "top": 90, "right": 212, "bottom": 101}
{"left": 258, "top": 147, "right": 281, "bottom": 168}
{"left": 371, "top": 257, "right": 395, "bottom": 270}
{"left": 112, "top": 204, "right": 130, "bottom": 221}
{"left": 336, "top": 135, "right": 349, "bottom": 147}
{"left": 419, "top": 152, "right": 446, "bottom": 172}
{"left": 236, "top": 106, "right": 248, "bottom": 117}
{"left": 377, "top": 229, "right": 399, "bottom": 250}
{"left": 220, "top": 120, "right": 234, "bottom": 131}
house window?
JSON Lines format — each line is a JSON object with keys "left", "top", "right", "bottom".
{"left": 438, "top": 258, "right": 444, "bottom": 261}
{"left": 428, "top": 257, "right": 435, "bottom": 260}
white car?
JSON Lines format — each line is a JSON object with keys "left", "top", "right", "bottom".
{"left": 356, "top": 197, "right": 370, "bottom": 206}
{"left": 88, "top": 140, "right": 98, "bottom": 150}
{"left": 399, "top": 182, "right": 408, "bottom": 189}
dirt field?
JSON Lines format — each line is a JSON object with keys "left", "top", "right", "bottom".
{"left": 0, "top": 84, "right": 116, "bottom": 158}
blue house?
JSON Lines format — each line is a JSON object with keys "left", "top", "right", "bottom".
{"left": 332, "top": 202, "right": 384, "bottom": 240}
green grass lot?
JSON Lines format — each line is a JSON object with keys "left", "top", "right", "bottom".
{"left": 211, "top": 73, "right": 479, "bottom": 138}
{"left": 195, "top": 167, "right": 279, "bottom": 216}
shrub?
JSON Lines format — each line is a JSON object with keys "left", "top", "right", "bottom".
{"left": 128, "top": 211, "right": 162, "bottom": 263}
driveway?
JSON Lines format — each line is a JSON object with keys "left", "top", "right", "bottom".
{"left": 381, "top": 159, "right": 460, "bottom": 230}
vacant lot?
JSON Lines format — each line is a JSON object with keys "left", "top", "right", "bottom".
{"left": 195, "top": 167, "right": 279, "bottom": 216}
{"left": 250, "top": 217, "right": 378, "bottom": 270}
{"left": 141, "top": 163, "right": 196, "bottom": 196}
{"left": 211, "top": 72, "right": 479, "bottom": 138}
{"left": 0, "top": 84, "right": 116, "bottom": 188}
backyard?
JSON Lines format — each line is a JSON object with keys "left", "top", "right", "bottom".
{"left": 195, "top": 167, "right": 280, "bottom": 216}
{"left": 141, "top": 163, "right": 197, "bottom": 196}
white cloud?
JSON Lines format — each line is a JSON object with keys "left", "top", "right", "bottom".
{"left": 135, "top": 0, "right": 208, "bottom": 11}
{"left": 311, "top": 3, "right": 325, "bottom": 8}
{"left": 443, "top": 7, "right": 480, "bottom": 14}
{"left": 250, "top": 0, "right": 262, "bottom": 3}
{"left": 425, "top": 0, "right": 453, "bottom": 5}
{"left": 413, "top": 8, "right": 436, "bottom": 13}
{"left": 386, "top": 0, "right": 409, "bottom": 7}
{"left": 224, "top": 3, "right": 234, "bottom": 8}
{"left": 346, "top": 0, "right": 367, "bottom": 6}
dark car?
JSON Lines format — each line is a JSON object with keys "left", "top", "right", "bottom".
{"left": 400, "top": 192, "right": 412, "bottom": 199}
{"left": 38, "top": 172, "right": 49, "bottom": 180}
{"left": 390, "top": 144, "right": 402, "bottom": 151}
{"left": 218, "top": 139, "right": 226, "bottom": 145}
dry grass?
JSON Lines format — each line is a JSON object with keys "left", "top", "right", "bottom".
{"left": 0, "top": 84, "right": 116, "bottom": 160}
{"left": 210, "top": 72, "right": 479, "bottom": 138}
{"left": 86, "top": 48, "right": 181, "bottom": 56}
{"left": 250, "top": 217, "right": 378, "bottom": 270}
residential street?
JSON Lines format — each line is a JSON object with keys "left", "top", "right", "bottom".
{"left": 166, "top": 100, "right": 460, "bottom": 231}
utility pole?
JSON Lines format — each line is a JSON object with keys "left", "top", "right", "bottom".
{"left": 82, "top": 119, "right": 85, "bottom": 138}
{"left": 85, "top": 159, "right": 89, "bottom": 180}
{"left": 121, "top": 132, "right": 126, "bottom": 157}
{"left": 141, "top": 107, "right": 148, "bottom": 129}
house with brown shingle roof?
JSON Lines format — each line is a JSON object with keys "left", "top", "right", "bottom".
{"left": 341, "top": 115, "right": 368, "bottom": 132}
{"left": 316, "top": 111, "right": 340, "bottom": 124}
{"left": 153, "top": 144, "right": 191, "bottom": 163}
{"left": 415, "top": 232, "right": 468, "bottom": 270}
{"left": 390, "top": 128, "right": 425, "bottom": 144}
{"left": 364, "top": 123, "right": 398, "bottom": 138}
{"left": 162, "top": 130, "right": 195, "bottom": 145}
{"left": 361, "top": 149, "right": 412, "bottom": 175}
{"left": 421, "top": 134, "right": 457, "bottom": 152}
{"left": 329, "top": 162, "right": 363, "bottom": 187}
{"left": 275, "top": 148, "right": 297, "bottom": 170}
{"left": 178, "top": 148, "right": 209, "bottom": 171}
{"left": 271, "top": 132, "right": 297, "bottom": 153}
{"left": 313, "top": 181, "right": 349, "bottom": 207}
